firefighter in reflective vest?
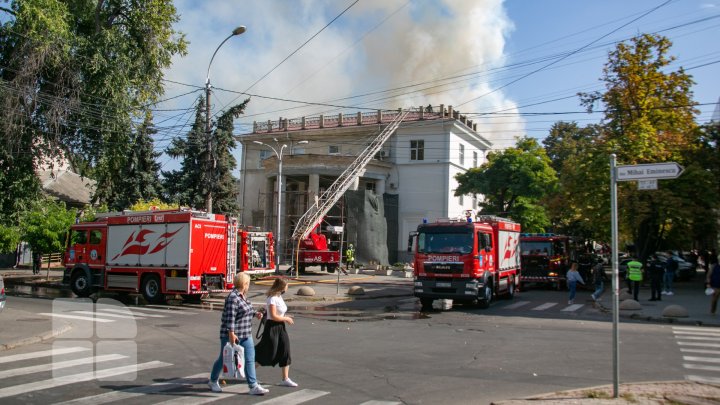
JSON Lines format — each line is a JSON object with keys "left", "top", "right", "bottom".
{"left": 627, "top": 258, "right": 643, "bottom": 301}
{"left": 345, "top": 243, "right": 355, "bottom": 269}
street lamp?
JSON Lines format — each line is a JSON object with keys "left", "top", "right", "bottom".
{"left": 254, "top": 139, "right": 309, "bottom": 274}
{"left": 205, "top": 25, "right": 246, "bottom": 213}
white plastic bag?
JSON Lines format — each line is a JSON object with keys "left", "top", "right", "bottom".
{"left": 221, "top": 342, "right": 245, "bottom": 379}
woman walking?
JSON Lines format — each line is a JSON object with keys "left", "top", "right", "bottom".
{"left": 256, "top": 278, "right": 298, "bottom": 387}
{"left": 566, "top": 262, "right": 585, "bottom": 305}
{"left": 208, "top": 273, "right": 269, "bottom": 396}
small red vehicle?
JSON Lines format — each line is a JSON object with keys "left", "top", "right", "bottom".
{"left": 408, "top": 215, "right": 521, "bottom": 310}
{"left": 62, "top": 209, "right": 274, "bottom": 303}
{"left": 519, "top": 233, "right": 571, "bottom": 289}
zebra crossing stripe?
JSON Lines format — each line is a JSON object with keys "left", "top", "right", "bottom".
{"left": 675, "top": 336, "right": 719, "bottom": 341}
{"left": 673, "top": 330, "right": 720, "bottom": 337}
{"left": 532, "top": 303, "right": 557, "bottom": 311}
{"left": 561, "top": 304, "right": 584, "bottom": 312}
{"left": 359, "top": 401, "right": 403, "bottom": 405}
{"left": 680, "top": 348, "right": 720, "bottom": 355}
{"left": 682, "top": 356, "right": 720, "bottom": 364}
{"left": 687, "top": 375, "right": 720, "bottom": 384}
{"left": 0, "top": 354, "right": 126, "bottom": 380}
{"left": 683, "top": 363, "right": 720, "bottom": 372}
{"left": 38, "top": 313, "right": 114, "bottom": 323}
{"left": 673, "top": 326, "right": 720, "bottom": 332}
{"left": 503, "top": 301, "right": 530, "bottom": 309}
{"left": 72, "top": 311, "right": 145, "bottom": 320}
{"left": 0, "top": 347, "right": 90, "bottom": 364}
{"left": 677, "top": 342, "right": 720, "bottom": 348}
{"left": 151, "top": 382, "right": 249, "bottom": 405}
{"left": 99, "top": 308, "right": 166, "bottom": 318}
{"left": 0, "top": 360, "right": 171, "bottom": 399}
{"left": 137, "top": 306, "right": 197, "bottom": 315}
{"left": 54, "top": 373, "right": 207, "bottom": 405}
{"left": 254, "top": 389, "right": 330, "bottom": 405}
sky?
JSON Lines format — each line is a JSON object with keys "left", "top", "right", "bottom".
{"left": 156, "top": 0, "right": 720, "bottom": 174}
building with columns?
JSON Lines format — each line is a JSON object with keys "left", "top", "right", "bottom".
{"left": 237, "top": 105, "right": 492, "bottom": 266}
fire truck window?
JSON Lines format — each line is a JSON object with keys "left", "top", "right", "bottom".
{"left": 554, "top": 241, "right": 565, "bottom": 255}
{"left": 418, "top": 231, "right": 473, "bottom": 254}
{"left": 71, "top": 230, "right": 87, "bottom": 245}
{"left": 89, "top": 230, "right": 102, "bottom": 245}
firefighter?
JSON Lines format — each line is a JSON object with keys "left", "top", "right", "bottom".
{"left": 32, "top": 250, "right": 42, "bottom": 275}
{"left": 626, "top": 258, "right": 643, "bottom": 301}
{"left": 345, "top": 243, "right": 355, "bottom": 269}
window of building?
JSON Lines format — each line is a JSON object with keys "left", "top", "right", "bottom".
{"left": 473, "top": 151, "right": 478, "bottom": 168}
{"left": 459, "top": 144, "right": 465, "bottom": 165}
{"left": 365, "top": 182, "right": 376, "bottom": 192}
{"left": 258, "top": 150, "right": 270, "bottom": 168}
{"left": 328, "top": 145, "right": 340, "bottom": 155}
{"left": 410, "top": 140, "right": 424, "bottom": 161}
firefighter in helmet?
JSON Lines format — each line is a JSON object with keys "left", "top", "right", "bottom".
{"left": 345, "top": 243, "right": 356, "bottom": 269}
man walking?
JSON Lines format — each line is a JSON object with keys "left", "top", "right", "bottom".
{"left": 647, "top": 254, "right": 665, "bottom": 301}
{"left": 590, "top": 257, "right": 606, "bottom": 302}
{"left": 626, "top": 258, "right": 643, "bottom": 301}
{"left": 663, "top": 253, "right": 677, "bottom": 296}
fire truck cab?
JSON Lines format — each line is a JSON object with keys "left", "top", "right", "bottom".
{"left": 519, "top": 233, "right": 571, "bottom": 289}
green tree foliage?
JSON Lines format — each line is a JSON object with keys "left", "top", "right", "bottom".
{"left": 573, "top": 34, "right": 703, "bottom": 258}
{"left": 455, "top": 137, "right": 557, "bottom": 231}
{"left": 0, "top": 224, "right": 21, "bottom": 254}
{"left": 163, "top": 95, "right": 248, "bottom": 214}
{"left": 114, "top": 111, "right": 164, "bottom": 210}
{"left": 0, "top": 0, "right": 187, "bottom": 219}
{"left": 21, "top": 198, "right": 76, "bottom": 255}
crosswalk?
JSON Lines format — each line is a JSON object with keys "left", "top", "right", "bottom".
{"left": 500, "top": 300, "right": 598, "bottom": 313}
{"left": 39, "top": 304, "right": 198, "bottom": 323}
{"left": 673, "top": 326, "right": 720, "bottom": 384}
{"left": 0, "top": 346, "right": 401, "bottom": 404}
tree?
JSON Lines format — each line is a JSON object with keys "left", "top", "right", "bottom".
{"left": 114, "top": 111, "right": 164, "bottom": 210}
{"left": 455, "top": 137, "right": 557, "bottom": 231}
{"left": 21, "top": 198, "right": 76, "bottom": 255}
{"left": 578, "top": 34, "right": 703, "bottom": 259}
{"left": 0, "top": 0, "right": 187, "bottom": 217}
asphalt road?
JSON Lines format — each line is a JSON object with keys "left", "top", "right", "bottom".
{"left": 2, "top": 290, "right": 717, "bottom": 404}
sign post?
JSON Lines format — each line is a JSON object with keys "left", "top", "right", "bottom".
{"left": 609, "top": 159, "right": 683, "bottom": 398}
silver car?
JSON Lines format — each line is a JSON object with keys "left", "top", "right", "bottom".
{"left": 0, "top": 275, "right": 5, "bottom": 313}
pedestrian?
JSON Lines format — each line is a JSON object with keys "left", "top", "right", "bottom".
{"left": 255, "top": 278, "right": 298, "bottom": 388}
{"left": 626, "top": 258, "right": 643, "bottom": 301}
{"left": 208, "top": 273, "right": 269, "bottom": 396}
{"left": 706, "top": 255, "right": 720, "bottom": 315}
{"left": 565, "top": 262, "right": 585, "bottom": 305}
{"left": 647, "top": 254, "right": 665, "bottom": 301}
{"left": 663, "top": 253, "right": 678, "bottom": 296}
{"left": 590, "top": 257, "right": 606, "bottom": 302}
{"left": 345, "top": 243, "right": 355, "bottom": 269}
{"left": 32, "top": 250, "right": 42, "bottom": 275}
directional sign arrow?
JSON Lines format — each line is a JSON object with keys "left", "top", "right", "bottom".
{"left": 616, "top": 162, "right": 683, "bottom": 181}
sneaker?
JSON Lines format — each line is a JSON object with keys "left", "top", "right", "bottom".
{"left": 568, "top": 300, "right": 574, "bottom": 305}
{"left": 249, "top": 384, "right": 269, "bottom": 396}
{"left": 208, "top": 380, "right": 222, "bottom": 393}
{"left": 279, "top": 378, "right": 298, "bottom": 387}
{"left": 661, "top": 291, "right": 668, "bottom": 295}
{"left": 666, "top": 291, "right": 674, "bottom": 296}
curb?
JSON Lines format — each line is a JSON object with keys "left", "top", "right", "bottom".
{"left": 0, "top": 324, "right": 73, "bottom": 352}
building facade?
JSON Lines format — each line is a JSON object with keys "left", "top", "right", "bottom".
{"left": 237, "top": 105, "right": 492, "bottom": 265}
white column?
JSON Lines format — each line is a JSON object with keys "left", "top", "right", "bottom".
{"left": 309, "top": 174, "right": 320, "bottom": 207}
{"left": 376, "top": 178, "right": 386, "bottom": 195}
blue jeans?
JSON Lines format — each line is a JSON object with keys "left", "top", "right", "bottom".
{"left": 592, "top": 282, "right": 604, "bottom": 300}
{"left": 664, "top": 272, "right": 674, "bottom": 292}
{"left": 210, "top": 336, "right": 258, "bottom": 388}
{"left": 568, "top": 281, "right": 577, "bottom": 301}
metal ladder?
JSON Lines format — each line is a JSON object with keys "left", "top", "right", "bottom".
{"left": 291, "top": 108, "right": 413, "bottom": 241}
{"left": 226, "top": 218, "right": 238, "bottom": 284}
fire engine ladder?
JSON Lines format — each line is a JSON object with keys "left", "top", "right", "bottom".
{"left": 291, "top": 108, "right": 412, "bottom": 242}
{"left": 226, "top": 219, "right": 238, "bottom": 284}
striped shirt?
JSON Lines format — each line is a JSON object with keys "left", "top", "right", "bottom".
{"left": 219, "top": 289, "right": 257, "bottom": 339}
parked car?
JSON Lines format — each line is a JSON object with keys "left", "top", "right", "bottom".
{"left": 655, "top": 252, "right": 696, "bottom": 281}
{"left": 0, "top": 275, "right": 5, "bottom": 313}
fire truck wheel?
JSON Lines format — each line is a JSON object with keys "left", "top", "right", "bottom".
{"left": 420, "top": 298, "right": 433, "bottom": 311}
{"left": 326, "top": 264, "right": 336, "bottom": 274}
{"left": 298, "top": 264, "right": 306, "bottom": 274}
{"left": 477, "top": 284, "right": 492, "bottom": 309}
{"left": 70, "top": 270, "right": 93, "bottom": 298}
{"left": 182, "top": 294, "right": 203, "bottom": 304}
{"left": 505, "top": 278, "right": 516, "bottom": 299}
{"left": 141, "top": 275, "right": 164, "bottom": 304}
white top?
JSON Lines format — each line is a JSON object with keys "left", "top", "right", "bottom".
{"left": 266, "top": 295, "right": 287, "bottom": 321}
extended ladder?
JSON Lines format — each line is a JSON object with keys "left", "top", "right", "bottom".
{"left": 291, "top": 108, "right": 413, "bottom": 241}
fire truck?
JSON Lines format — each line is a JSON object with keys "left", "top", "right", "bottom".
{"left": 62, "top": 209, "right": 275, "bottom": 303}
{"left": 294, "top": 223, "right": 341, "bottom": 274}
{"left": 519, "top": 233, "right": 571, "bottom": 289}
{"left": 408, "top": 215, "right": 521, "bottom": 310}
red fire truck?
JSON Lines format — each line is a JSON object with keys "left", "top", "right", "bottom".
{"left": 519, "top": 233, "right": 571, "bottom": 289}
{"left": 408, "top": 215, "right": 521, "bottom": 310}
{"left": 62, "top": 209, "right": 275, "bottom": 303}
{"left": 294, "top": 222, "right": 341, "bottom": 274}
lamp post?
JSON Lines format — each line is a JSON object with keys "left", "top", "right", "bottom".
{"left": 205, "top": 25, "right": 246, "bottom": 213}
{"left": 254, "top": 139, "right": 308, "bottom": 274}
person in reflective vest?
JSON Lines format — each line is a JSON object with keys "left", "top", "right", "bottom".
{"left": 345, "top": 244, "right": 355, "bottom": 269}
{"left": 626, "top": 258, "right": 643, "bottom": 301}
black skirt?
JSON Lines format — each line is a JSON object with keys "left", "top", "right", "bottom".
{"left": 255, "top": 319, "right": 291, "bottom": 367}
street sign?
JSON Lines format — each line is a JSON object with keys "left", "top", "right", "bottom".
{"left": 616, "top": 162, "right": 683, "bottom": 181}
{"left": 638, "top": 179, "right": 657, "bottom": 190}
